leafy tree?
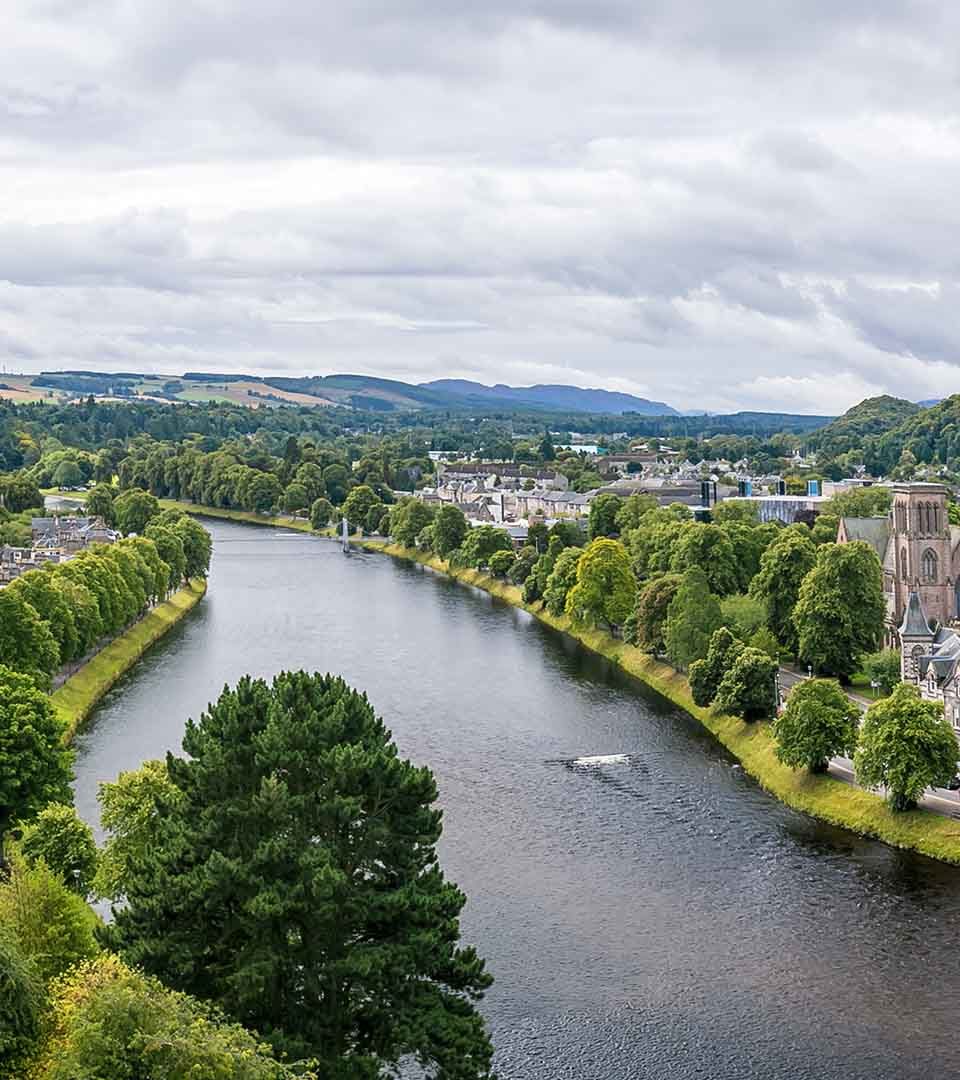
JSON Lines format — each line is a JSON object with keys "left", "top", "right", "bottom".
{"left": 526, "top": 520, "right": 549, "bottom": 553}
{"left": 523, "top": 535, "right": 563, "bottom": 603}
{"left": 664, "top": 567, "right": 722, "bottom": 670}
{"left": 107, "top": 672, "right": 494, "bottom": 1073}
{"left": 342, "top": 484, "right": 380, "bottom": 531}
{"left": 565, "top": 538, "right": 636, "bottom": 629}
{"left": 0, "top": 472, "right": 42, "bottom": 513}
{"left": 688, "top": 627, "right": 744, "bottom": 708}
{"left": 773, "top": 679, "right": 860, "bottom": 773}
{"left": 321, "top": 463, "right": 350, "bottom": 505}
{"left": 711, "top": 501, "right": 760, "bottom": 525}
{"left": 456, "top": 525, "right": 512, "bottom": 569}
{"left": 20, "top": 804, "right": 98, "bottom": 897}
{"left": 52, "top": 459, "right": 83, "bottom": 489}
{"left": 0, "top": 592, "right": 59, "bottom": 688}
{"left": 543, "top": 547, "right": 582, "bottom": 617}
{"left": 749, "top": 527, "right": 817, "bottom": 654}
{"left": 432, "top": 503, "right": 469, "bottom": 557}
{"left": 389, "top": 498, "right": 435, "bottom": 548}
{"left": 6, "top": 571, "right": 81, "bottom": 666}
{"left": 364, "top": 502, "right": 387, "bottom": 533}
{"left": 669, "top": 523, "right": 739, "bottom": 596}
{"left": 0, "top": 666, "right": 72, "bottom": 852}
{"left": 282, "top": 482, "right": 310, "bottom": 514}
{"left": 95, "top": 760, "right": 182, "bottom": 903}
{"left": 113, "top": 488, "right": 160, "bottom": 535}
{"left": 143, "top": 523, "right": 186, "bottom": 594}
{"left": 0, "top": 925, "right": 43, "bottom": 1078}
{"left": 0, "top": 854, "right": 98, "bottom": 986}
{"left": 32, "top": 953, "right": 314, "bottom": 1080}
{"left": 720, "top": 593, "right": 767, "bottom": 642}
{"left": 309, "top": 497, "right": 334, "bottom": 531}
{"left": 854, "top": 684, "right": 958, "bottom": 810}
{"left": 488, "top": 550, "right": 516, "bottom": 578}
{"left": 507, "top": 544, "right": 538, "bottom": 585}
{"left": 627, "top": 572, "right": 682, "bottom": 652}
{"left": 244, "top": 473, "right": 283, "bottom": 514}
{"left": 748, "top": 626, "right": 781, "bottom": 661}
{"left": 170, "top": 515, "right": 212, "bottom": 579}
{"left": 614, "top": 493, "right": 658, "bottom": 534}
{"left": 548, "top": 519, "right": 585, "bottom": 548}
{"left": 293, "top": 461, "right": 326, "bottom": 503}
{"left": 862, "top": 649, "right": 902, "bottom": 696}
{"left": 810, "top": 511, "right": 840, "bottom": 546}
{"left": 84, "top": 483, "right": 116, "bottom": 526}
{"left": 538, "top": 430, "right": 555, "bottom": 461}
{"left": 588, "top": 493, "right": 623, "bottom": 540}
{"left": 714, "top": 647, "right": 779, "bottom": 721}
{"left": 794, "top": 541, "right": 884, "bottom": 681}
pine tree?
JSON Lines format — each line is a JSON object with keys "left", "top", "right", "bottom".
{"left": 107, "top": 671, "right": 494, "bottom": 1074}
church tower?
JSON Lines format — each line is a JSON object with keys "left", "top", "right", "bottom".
{"left": 890, "top": 483, "right": 954, "bottom": 628}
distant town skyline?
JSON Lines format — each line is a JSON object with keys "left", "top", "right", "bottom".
{"left": 5, "top": 3, "right": 960, "bottom": 414}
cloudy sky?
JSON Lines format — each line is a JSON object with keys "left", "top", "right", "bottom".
{"left": 3, "top": 1, "right": 960, "bottom": 413}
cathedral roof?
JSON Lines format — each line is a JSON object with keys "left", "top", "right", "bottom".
{"left": 839, "top": 516, "right": 890, "bottom": 560}
{"left": 900, "top": 590, "right": 934, "bottom": 639}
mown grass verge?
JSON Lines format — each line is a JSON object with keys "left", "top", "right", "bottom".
{"left": 156, "top": 499, "right": 316, "bottom": 533}
{"left": 51, "top": 579, "right": 208, "bottom": 743}
{"left": 354, "top": 538, "right": 960, "bottom": 865}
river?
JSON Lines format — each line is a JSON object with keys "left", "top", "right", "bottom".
{"left": 73, "top": 520, "right": 960, "bottom": 1080}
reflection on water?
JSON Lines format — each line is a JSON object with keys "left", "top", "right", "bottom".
{"left": 73, "top": 521, "right": 960, "bottom": 1079}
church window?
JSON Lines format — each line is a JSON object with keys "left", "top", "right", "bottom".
{"left": 911, "top": 645, "right": 923, "bottom": 676}
{"left": 922, "top": 548, "right": 938, "bottom": 582}
{"left": 898, "top": 502, "right": 907, "bottom": 532}
{"left": 900, "top": 549, "right": 908, "bottom": 581}
{"left": 934, "top": 504, "right": 942, "bottom": 534}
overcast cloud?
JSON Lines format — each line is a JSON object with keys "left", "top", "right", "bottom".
{"left": 3, "top": 1, "right": 960, "bottom": 412}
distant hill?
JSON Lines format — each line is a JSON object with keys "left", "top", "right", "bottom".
{"left": 917, "top": 398, "right": 942, "bottom": 407}
{"left": 807, "top": 394, "right": 921, "bottom": 457}
{"left": 868, "top": 393, "right": 960, "bottom": 473}
{"left": 420, "top": 379, "right": 678, "bottom": 415}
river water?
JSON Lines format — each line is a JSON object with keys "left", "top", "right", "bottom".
{"left": 73, "top": 521, "right": 960, "bottom": 1079}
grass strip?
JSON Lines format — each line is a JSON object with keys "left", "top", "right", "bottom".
{"left": 51, "top": 580, "right": 207, "bottom": 742}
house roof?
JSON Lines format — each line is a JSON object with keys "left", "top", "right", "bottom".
{"left": 839, "top": 516, "right": 890, "bottom": 560}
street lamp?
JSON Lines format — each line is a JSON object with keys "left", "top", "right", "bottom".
{"left": 807, "top": 664, "right": 813, "bottom": 680}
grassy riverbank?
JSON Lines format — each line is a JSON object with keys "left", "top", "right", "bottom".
{"left": 51, "top": 579, "right": 207, "bottom": 742}
{"left": 157, "top": 499, "right": 315, "bottom": 533}
{"left": 355, "top": 538, "right": 960, "bottom": 865}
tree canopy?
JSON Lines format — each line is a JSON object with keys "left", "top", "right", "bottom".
{"left": 773, "top": 679, "right": 860, "bottom": 773}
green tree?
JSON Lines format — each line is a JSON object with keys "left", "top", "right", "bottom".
{"left": 688, "top": 627, "right": 744, "bottom": 708}
{"left": 0, "top": 926, "right": 43, "bottom": 1078}
{"left": 854, "top": 684, "right": 958, "bottom": 810}
{"left": 507, "top": 545, "right": 538, "bottom": 585}
{"left": 543, "top": 547, "right": 583, "bottom": 617}
{"left": 113, "top": 488, "right": 160, "bottom": 535}
{"left": 720, "top": 593, "right": 767, "bottom": 642}
{"left": 0, "top": 854, "right": 98, "bottom": 986}
{"left": 94, "top": 761, "right": 182, "bottom": 903}
{"left": 107, "top": 672, "right": 493, "bottom": 1072}
{"left": 282, "top": 482, "right": 310, "bottom": 514}
{"left": 33, "top": 953, "right": 314, "bottom": 1080}
{"left": 309, "top": 497, "right": 334, "bottom": 531}
{"left": 664, "top": 567, "right": 722, "bottom": 670}
{"left": 614, "top": 493, "right": 658, "bottom": 534}
{"left": 773, "top": 679, "right": 860, "bottom": 773}
{"left": 143, "top": 523, "right": 186, "bottom": 594}
{"left": 669, "top": 523, "right": 739, "bottom": 596}
{"left": 538, "top": 430, "right": 555, "bottom": 461}
{"left": 0, "top": 667, "right": 73, "bottom": 851}
{"left": 714, "top": 647, "right": 779, "bottom": 721}
{"left": 84, "top": 483, "right": 116, "bottom": 526}
{"left": 321, "top": 463, "right": 350, "bottom": 505}
{"left": 244, "top": 473, "right": 283, "bottom": 514}
{"left": 432, "top": 503, "right": 469, "bottom": 557}
{"left": 862, "top": 649, "right": 902, "bottom": 696}
{"left": 0, "top": 592, "right": 59, "bottom": 688}
{"left": 364, "top": 502, "right": 387, "bottom": 533}
{"left": 456, "top": 525, "right": 513, "bottom": 569}
{"left": 711, "top": 501, "right": 760, "bottom": 525}
{"left": 488, "top": 550, "right": 516, "bottom": 578}
{"left": 794, "top": 541, "right": 884, "bottom": 681}
{"left": 342, "top": 484, "right": 380, "bottom": 531}
{"left": 6, "top": 571, "right": 80, "bottom": 666}
{"left": 20, "top": 804, "right": 98, "bottom": 897}
{"left": 389, "top": 498, "right": 435, "bottom": 547}
{"left": 748, "top": 625, "right": 781, "bottom": 660}
{"left": 170, "top": 515, "right": 212, "bottom": 579}
{"left": 565, "top": 538, "right": 636, "bottom": 629}
{"left": 588, "top": 493, "right": 623, "bottom": 540}
{"left": 294, "top": 461, "right": 326, "bottom": 503}
{"left": 627, "top": 573, "right": 682, "bottom": 653}
{"left": 52, "top": 459, "right": 83, "bottom": 489}
{"left": 749, "top": 527, "right": 817, "bottom": 654}
{"left": 523, "top": 536, "right": 564, "bottom": 604}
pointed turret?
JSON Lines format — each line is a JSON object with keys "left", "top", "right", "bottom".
{"left": 899, "top": 589, "right": 936, "bottom": 681}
